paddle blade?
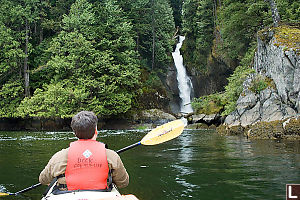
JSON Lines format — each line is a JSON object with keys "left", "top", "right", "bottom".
{"left": 0, "top": 193, "right": 10, "bottom": 196}
{"left": 141, "top": 119, "right": 184, "bottom": 145}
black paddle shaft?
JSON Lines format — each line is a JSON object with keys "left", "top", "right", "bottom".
{"left": 116, "top": 142, "right": 141, "bottom": 154}
{"left": 14, "top": 183, "right": 42, "bottom": 195}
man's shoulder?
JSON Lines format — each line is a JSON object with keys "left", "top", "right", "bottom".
{"left": 105, "top": 148, "right": 118, "bottom": 157}
{"left": 105, "top": 148, "right": 122, "bottom": 162}
{"left": 50, "top": 148, "right": 69, "bottom": 161}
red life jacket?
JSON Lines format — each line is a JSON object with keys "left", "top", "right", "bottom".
{"left": 65, "top": 140, "right": 109, "bottom": 190}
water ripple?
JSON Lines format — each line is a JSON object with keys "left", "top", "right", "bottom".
{"left": 0, "top": 184, "right": 7, "bottom": 193}
{"left": 0, "top": 136, "right": 17, "bottom": 141}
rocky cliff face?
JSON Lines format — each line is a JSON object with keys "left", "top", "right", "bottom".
{"left": 224, "top": 25, "right": 300, "bottom": 128}
{"left": 165, "top": 65, "right": 181, "bottom": 114}
{"left": 189, "top": 56, "right": 232, "bottom": 98}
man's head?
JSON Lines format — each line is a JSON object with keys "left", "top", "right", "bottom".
{"left": 71, "top": 111, "right": 98, "bottom": 139}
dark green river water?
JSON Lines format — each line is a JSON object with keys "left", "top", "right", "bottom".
{"left": 0, "top": 129, "right": 299, "bottom": 200}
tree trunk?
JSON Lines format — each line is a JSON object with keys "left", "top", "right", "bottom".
{"left": 213, "top": 0, "right": 217, "bottom": 28}
{"left": 40, "top": 27, "right": 43, "bottom": 44}
{"left": 24, "top": 19, "right": 30, "bottom": 97}
{"left": 136, "top": 35, "right": 139, "bottom": 52}
{"left": 267, "top": 0, "right": 281, "bottom": 27}
{"left": 151, "top": 0, "right": 155, "bottom": 70}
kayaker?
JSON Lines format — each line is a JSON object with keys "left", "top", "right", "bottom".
{"left": 39, "top": 111, "right": 129, "bottom": 191}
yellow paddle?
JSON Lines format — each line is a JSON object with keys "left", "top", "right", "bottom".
{"left": 116, "top": 119, "right": 185, "bottom": 153}
{"left": 0, "top": 119, "right": 185, "bottom": 196}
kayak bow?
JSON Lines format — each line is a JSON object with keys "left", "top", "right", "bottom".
{"left": 41, "top": 181, "right": 138, "bottom": 200}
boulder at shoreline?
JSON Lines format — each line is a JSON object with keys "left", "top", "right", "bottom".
{"left": 217, "top": 116, "right": 300, "bottom": 140}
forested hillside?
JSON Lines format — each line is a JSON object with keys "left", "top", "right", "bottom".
{"left": 182, "top": 0, "right": 299, "bottom": 72}
{"left": 0, "top": 0, "right": 299, "bottom": 120}
{"left": 0, "top": 0, "right": 176, "bottom": 119}
{"left": 185, "top": 0, "right": 299, "bottom": 116}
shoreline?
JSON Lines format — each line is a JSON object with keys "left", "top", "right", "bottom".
{"left": 1, "top": 115, "right": 299, "bottom": 140}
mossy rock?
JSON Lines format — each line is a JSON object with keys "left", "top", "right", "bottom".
{"left": 208, "top": 124, "right": 217, "bottom": 130}
{"left": 218, "top": 117, "right": 300, "bottom": 140}
{"left": 283, "top": 118, "right": 300, "bottom": 139}
{"left": 258, "top": 23, "right": 300, "bottom": 54}
{"left": 247, "top": 120, "right": 284, "bottom": 139}
{"left": 227, "top": 125, "right": 245, "bottom": 136}
{"left": 216, "top": 124, "right": 244, "bottom": 136}
{"left": 186, "top": 123, "right": 209, "bottom": 130}
{"left": 274, "top": 24, "right": 300, "bottom": 53}
{"left": 216, "top": 124, "right": 228, "bottom": 135}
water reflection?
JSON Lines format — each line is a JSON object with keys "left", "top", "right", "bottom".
{"left": 171, "top": 132, "right": 199, "bottom": 198}
{"left": 0, "top": 130, "right": 299, "bottom": 200}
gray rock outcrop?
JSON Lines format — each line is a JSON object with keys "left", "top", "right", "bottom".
{"left": 224, "top": 27, "right": 299, "bottom": 127}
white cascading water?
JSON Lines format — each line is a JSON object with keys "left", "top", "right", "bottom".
{"left": 172, "top": 36, "right": 193, "bottom": 114}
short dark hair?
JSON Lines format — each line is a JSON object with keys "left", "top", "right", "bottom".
{"left": 71, "top": 111, "right": 98, "bottom": 139}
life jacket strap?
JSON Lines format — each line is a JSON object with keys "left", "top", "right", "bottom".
{"left": 43, "top": 175, "right": 62, "bottom": 196}
{"left": 107, "top": 169, "right": 113, "bottom": 190}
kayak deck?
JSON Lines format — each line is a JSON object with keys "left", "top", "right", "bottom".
{"left": 96, "top": 195, "right": 138, "bottom": 200}
{"left": 42, "top": 182, "right": 138, "bottom": 200}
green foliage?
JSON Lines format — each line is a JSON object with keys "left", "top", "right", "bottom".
{"left": 169, "top": 0, "right": 183, "bottom": 28}
{"left": 221, "top": 45, "right": 256, "bottom": 115}
{"left": 0, "top": 0, "right": 147, "bottom": 119}
{"left": 249, "top": 75, "right": 275, "bottom": 94}
{"left": 277, "top": 0, "right": 300, "bottom": 23}
{"left": 6, "top": 0, "right": 177, "bottom": 118}
{"left": 180, "top": 0, "right": 298, "bottom": 71}
{"left": 118, "top": 0, "right": 175, "bottom": 70}
{"left": 0, "top": 80, "right": 24, "bottom": 117}
{"left": 144, "top": 72, "right": 162, "bottom": 89}
{"left": 182, "top": 0, "right": 214, "bottom": 72}
{"left": 218, "top": 0, "right": 271, "bottom": 62}
{"left": 62, "top": 0, "right": 95, "bottom": 33}
{"left": 18, "top": 0, "right": 141, "bottom": 118}
{"left": 249, "top": 76, "right": 268, "bottom": 94}
{"left": 152, "top": 0, "right": 175, "bottom": 67}
{"left": 17, "top": 82, "right": 88, "bottom": 118}
{"left": 0, "top": 22, "right": 24, "bottom": 84}
{"left": 1, "top": 0, "right": 298, "bottom": 120}
{"left": 93, "top": 0, "right": 140, "bottom": 68}
{"left": 222, "top": 67, "right": 255, "bottom": 116}
{"left": 136, "top": 125, "right": 149, "bottom": 130}
{"left": 192, "top": 92, "right": 224, "bottom": 115}
{"left": 134, "top": 69, "right": 168, "bottom": 110}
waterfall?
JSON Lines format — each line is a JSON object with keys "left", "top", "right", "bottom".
{"left": 172, "top": 36, "right": 193, "bottom": 114}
